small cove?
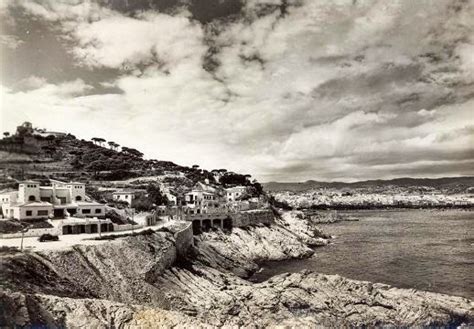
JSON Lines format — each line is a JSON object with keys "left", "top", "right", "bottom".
{"left": 250, "top": 209, "right": 474, "bottom": 299}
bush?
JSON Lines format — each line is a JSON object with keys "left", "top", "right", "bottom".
{"left": 0, "top": 246, "right": 20, "bottom": 254}
{"left": 132, "top": 196, "right": 155, "bottom": 212}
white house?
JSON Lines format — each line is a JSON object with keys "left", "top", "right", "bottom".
{"left": 0, "top": 180, "right": 105, "bottom": 220}
{"left": 112, "top": 191, "right": 135, "bottom": 205}
{"left": 184, "top": 182, "right": 226, "bottom": 215}
{"left": 225, "top": 186, "right": 247, "bottom": 202}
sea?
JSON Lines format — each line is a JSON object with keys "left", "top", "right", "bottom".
{"left": 250, "top": 209, "right": 474, "bottom": 299}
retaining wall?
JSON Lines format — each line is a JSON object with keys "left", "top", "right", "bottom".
{"left": 230, "top": 209, "right": 274, "bottom": 227}
{"left": 0, "top": 227, "right": 60, "bottom": 239}
{"left": 112, "top": 223, "right": 144, "bottom": 232}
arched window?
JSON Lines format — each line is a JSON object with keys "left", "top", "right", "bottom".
{"left": 76, "top": 196, "right": 82, "bottom": 201}
{"left": 28, "top": 195, "right": 36, "bottom": 201}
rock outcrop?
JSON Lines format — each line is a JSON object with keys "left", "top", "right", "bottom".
{"left": 2, "top": 268, "right": 472, "bottom": 328}
{"left": 156, "top": 267, "right": 473, "bottom": 327}
{"left": 193, "top": 210, "right": 328, "bottom": 278}
{"left": 0, "top": 290, "right": 204, "bottom": 328}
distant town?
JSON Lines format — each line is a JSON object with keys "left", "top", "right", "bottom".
{"left": 270, "top": 186, "right": 473, "bottom": 210}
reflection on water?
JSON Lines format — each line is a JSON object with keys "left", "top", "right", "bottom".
{"left": 251, "top": 209, "right": 474, "bottom": 299}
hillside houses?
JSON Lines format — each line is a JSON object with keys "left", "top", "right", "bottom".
{"left": 0, "top": 174, "right": 266, "bottom": 239}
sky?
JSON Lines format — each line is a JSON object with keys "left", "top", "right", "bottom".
{"left": 0, "top": 0, "right": 473, "bottom": 182}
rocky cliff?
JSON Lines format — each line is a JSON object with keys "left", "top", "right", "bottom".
{"left": 1, "top": 212, "right": 472, "bottom": 327}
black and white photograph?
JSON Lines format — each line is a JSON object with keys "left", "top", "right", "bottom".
{"left": 0, "top": 0, "right": 473, "bottom": 327}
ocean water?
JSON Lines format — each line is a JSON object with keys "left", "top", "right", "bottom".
{"left": 251, "top": 209, "right": 474, "bottom": 299}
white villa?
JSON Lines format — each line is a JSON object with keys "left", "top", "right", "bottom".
{"left": 184, "top": 182, "right": 226, "bottom": 215}
{"left": 226, "top": 186, "right": 247, "bottom": 202}
{"left": 0, "top": 180, "right": 105, "bottom": 220}
{"left": 112, "top": 191, "right": 135, "bottom": 205}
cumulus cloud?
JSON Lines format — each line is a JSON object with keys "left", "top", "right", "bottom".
{"left": 1, "top": 0, "right": 473, "bottom": 181}
{"left": 72, "top": 11, "right": 205, "bottom": 70}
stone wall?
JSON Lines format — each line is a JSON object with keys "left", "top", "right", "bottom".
{"left": 173, "top": 222, "right": 194, "bottom": 258}
{"left": 230, "top": 209, "right": 274, "bottom": 227}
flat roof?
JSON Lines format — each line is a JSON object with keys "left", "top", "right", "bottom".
{"left": 39, "top": 186, "right": 69, "bottom": 190}
{"left": 17, "top": 201, "right": 53, "bottom": 207}
{"left": 76, "top": 201, "right": 105, "bottom": 206}
{"left": 50, "top": 179, "right": 84, "bottom": 185}
{"left": 60, "top": 218, "right": 112, "bottom": 225}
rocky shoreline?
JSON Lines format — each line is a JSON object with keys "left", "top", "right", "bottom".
{"left": 1, "top": 211, "right": 472, "bottom": 327}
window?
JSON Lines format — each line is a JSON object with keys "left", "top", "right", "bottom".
{"left": 26, "top": 210, "right": 32, "bottom": 216}
{"left": 125, "top": 195, "right": 128, "bottom": 199}
{"left": 82, "top": 209, "right": 91, "bottom": 214}
{"left": 95, "top": 208, "right": 102, "bottom": 214}
{"left": 28, "top": 195, "right": 36, "bottom": 201}
{"left": 75, "top": 196, "right": 82, "bottom": 201}
{"left": 38, "top": 210, "right": 48, "bottom": 216}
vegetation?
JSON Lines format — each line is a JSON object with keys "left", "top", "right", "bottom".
{"left": 0, "top": 219, "right": 25, "bottom": 234}
{"left": 132, "top": 184, "right": 168, "bottom": 212}
{"left": 1, "top": 122, "right": 267, "bottom": 200}
{"left": 0, "top": 246, "right": 20, "bottom": 254}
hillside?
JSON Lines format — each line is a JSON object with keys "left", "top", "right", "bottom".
{"left": 263, "top": 177, "right": 474, "bottom": 193}
{"left": 0, "top": 122, "right": 261, "bottom": 194}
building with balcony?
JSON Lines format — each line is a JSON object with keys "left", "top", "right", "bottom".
{"left": 184, "top": 182, "right": 226, "bottom": 215}
{"left": 225, "top": 186, "right": 247, "bottom": 202}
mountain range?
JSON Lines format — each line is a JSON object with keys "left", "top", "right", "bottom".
{"left": 263, "top": 177, "right": 474, "bottom": 192}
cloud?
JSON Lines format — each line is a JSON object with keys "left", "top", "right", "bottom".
{"left": 0, "top": 34, "right": 24, "bottom": 49}
{"left": 16, "top": 0, "right": 110, "bottom": 23}
{"left": 71, "top": 11, "right": 206, "bottom": 71}
{"left": 1, "top": 0, "right": 473, "bottom": 181}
